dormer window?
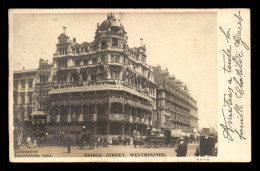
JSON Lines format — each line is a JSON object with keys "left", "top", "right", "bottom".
{"left": 85, "top": 46, "right": 88, "bottom": 52}
{"left": 112, "top": 38, "right": 119, "bottom": 47}
{"left": 76, "top": 47, "right": 80, "bottom": 54}
{"left": 59, "top": 48, "right": 67, "bottom": 55}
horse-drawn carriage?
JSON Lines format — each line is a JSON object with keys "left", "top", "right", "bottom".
{"left": 194, "top": 135, "right": 217, "bottom": 156}
{"left": 77, "top": 131, "right": 95, "bottom": 149}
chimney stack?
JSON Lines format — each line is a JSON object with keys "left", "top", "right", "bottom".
{"left": 63, "top": 27, "right": 66, "bottom": 34}
{"left": 140, "top": 38, "right": 143, "bottom": 46}
{"left": 73, "top": 38, "right": 76, "bottom": 43}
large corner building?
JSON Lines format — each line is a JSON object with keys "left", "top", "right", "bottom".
{"left": 12, "top": 13, "right": 198, "bottom": 140}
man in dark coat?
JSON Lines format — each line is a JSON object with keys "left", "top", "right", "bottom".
{"left": 175, "top": 138, "right": 187, "bottom": 157}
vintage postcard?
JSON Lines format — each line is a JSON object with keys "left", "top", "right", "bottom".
{"left": 8, "top": 9, "right": 251, "bottom": 162}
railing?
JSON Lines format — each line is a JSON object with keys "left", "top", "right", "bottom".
{"left": 50, "top": 80, "right": 155, "bottom": 101}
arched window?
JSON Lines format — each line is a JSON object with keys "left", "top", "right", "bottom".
{"left": 101, "top": 41, "right": 106, "bottom": 50}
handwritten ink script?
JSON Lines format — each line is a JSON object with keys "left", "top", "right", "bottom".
{"left": 219, "top": 11, "right": 249, "bottom": 141}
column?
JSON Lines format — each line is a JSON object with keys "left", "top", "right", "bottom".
{"left": 108, "top": 122, "right": 110, "bottom": 136}
{"left": 81, "top": 105, "right": 83, "bottom": 114}
{"left": 25, "top": 92, "right": 28, "bottom": 104}
{"left": 87, "top": 72, "right": 91, "bottom": 81}
{"left": 24, "top": 107, "right": 28, "bottom": 121}
{"left": 18, "top": 80, "right": 21, "bottom": 91}
{"left": 122, "top": 123, "right": 124, "bottom": 136}
{"left": 25, "top": 79, "right": 28, "bottom": 90}
{"left": 107, "top": 54, "right": 111, "bottom": 63}
{"left": 107, "top": 70, "right": 111, "bottom": 79}
{"left": 119, "top": 71, "right": 123, "bottom": 80}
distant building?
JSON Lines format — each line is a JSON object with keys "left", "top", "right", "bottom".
{"left": 30, "top": 59, "right": 53, "bottom": 136}
{"left": 153, "top": 65, "right": 198, "bottom": 133}
{"left": 13, "top": 68, "right": 36, "bottom": 141}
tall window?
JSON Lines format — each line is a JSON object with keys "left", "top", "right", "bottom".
{"left": 92, "top": 58, "right": 97, "bottom": 64}
{"left": 76, "top": 47, "right": 80, "bottom": 54}
{"left": 14, "top": 80, "right": 18, "bottom": 89}
{"left": 90, "top": 72, "right": 96, "bottom": 81}
{"left": 111, "top": 54, "right": 120, "bottom": 63}
{"left": 28, "top": 92, "right": 33, "bottom": 103}
{"left": 85, "top": 46, "right": 88, "bottom": 52}
{"left": 14, "top": 93, "right": 18, "bottom": 104}
{"left": 40, "top": 75, "right": 47, "bottom": 83}
{"left": 28, "top": 79, "right": 33, "bottom": 88}
{"left": 21, "top": 93, "right": 25, "bottom": 104}
{"left": 58, "top": 59, "right": 67, "bottom": 68}
{"left": 21, "top": 80, "right": 25, "bottom": 89}
{"left": 111, "top": 71, "right": 120, "bottom": 79}
{"left": 112, "top": 38, "right": 119, "bottom": 47}
{"left": 101, "top": 55, "right": 106, "bottom": 63}
{"left": 101, "top": 41, "right": 106, "bottom": 50}
{"left": 84, "top": 59, "right": 88, "bottom": 65}
{"left": 59, "top": 48, "right": 67, "bottom": 55}
{"left": 75, "top": 60, "right": 80, "bottom": 66}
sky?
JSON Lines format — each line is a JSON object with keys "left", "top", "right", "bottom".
{"left": 11, "top": 11, "right": 217, "bottom": 128}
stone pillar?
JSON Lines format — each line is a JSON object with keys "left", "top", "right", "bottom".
{"left": 119, "top": 71, "right": 123, "bottom": 80}
{"left": 87, "top": 72, "right": 91, "bottom": 81}
{"left": 79, "top": 73, "right": 82, "bottom": 81}
{"left": 18, "top": 80, "right": 21, "bottom": 91}
{"left": 107, "top": 70, "right": 111, "bottom": 79}
{"left": 122, "top": 123, "right": 124, "bottom": 136}
{"left": 25, "top": 79, "right": 28, "bottom": 90}
{"left": 81, "top": 105, "right": 83, "bottom": 114}
{"left": 107, "top": 54, "right": 111, "bottom": 63}
{"left": 108, "top": 122, "right": 110, "bottom": 136}
{"left": 24, "top": 107, "right": 28, "bottom": 121}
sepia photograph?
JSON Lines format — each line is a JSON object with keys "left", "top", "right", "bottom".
{"left": 8, "top": 9, "right": 250, "bottom": 162}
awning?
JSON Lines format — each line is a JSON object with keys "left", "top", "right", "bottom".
{"left": 31, "top": 111, "right": 46, "bottom": 116}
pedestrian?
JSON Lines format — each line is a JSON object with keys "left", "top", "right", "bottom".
{"left": 175, "top": 138, "right": 187, "bottom": 157}
{"left": 66, "top": 134, "right": 72, "bottom": 153}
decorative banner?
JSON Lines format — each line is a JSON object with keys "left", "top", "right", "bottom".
{"left": 79, "top": 114, "right": 83, "bottom": 122}
{"left": 57, "top": 115, "right": 60, "bottom": 123}
{"left": 129, "top": 115, "right": 133, "bottom": 123}
{"left": 93, "top": 114, "right": 97, "bottom": 122}
{"left": 68, "top": 114, "right": 71, "bottom": 123}
{"left": 47, "top": 115, "right": 50, "bottom": 123}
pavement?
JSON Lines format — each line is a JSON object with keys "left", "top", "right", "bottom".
{"left": 13, "top": 143, "right": 199, "bottom": 157}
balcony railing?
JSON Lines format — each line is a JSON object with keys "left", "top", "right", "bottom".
{"left": 50, "top": 80, "right": 154, "bottom": 101}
